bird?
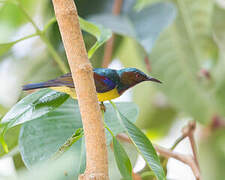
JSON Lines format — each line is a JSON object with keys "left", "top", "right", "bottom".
{"left": 23, "top": 68, "right": 161, "bottom": 102}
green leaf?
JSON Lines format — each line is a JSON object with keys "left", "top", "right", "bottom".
{"left": 79, "top": 17, "right": 112, "bottom": 58}
{"left": 112, "top": 136, "right": 132, "bottom": 180}
{"left": 110, "top": 102, "right": 165, "bottom": 180}
{"left": 19, "top": 99, "right": 82, "bottom": 168}
{"left": 1, "top": 89, "right": 69, "bottom": 131}
{"left": 19, "top": 99, "right": 138, "bottom": 168}
{"left": 104, "top": 102, "right": 139, "bottom": 145}
{"left": 88, "top": 2, "right": 176, "bottom": 53}
{"left": 43, "top": 17, "right": 112, "bottom": 59}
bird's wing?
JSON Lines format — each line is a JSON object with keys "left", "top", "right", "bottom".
{"left": 94, "top": 73, "right": 117, "bottom": 93}
{"left": 48, "top": 71, "right": 117, "bottom": 93}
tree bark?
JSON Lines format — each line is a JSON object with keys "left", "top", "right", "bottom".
{"left": 51, "top": 0, "right": 108, "bottom": 179}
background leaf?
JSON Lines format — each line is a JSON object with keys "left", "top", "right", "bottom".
{"left": 0, "top": 42, "right": 14, "bottom": 57}
{"left": 89, "top": 2, "right": 176, "bottom": 53}
{"left": 212, "top": 5, "right": 225, "bottom": 117}
{"left": 199, "top": 129, "right": 225, "bottom": 180}
{"left": 148, "top": 0, "right": 218, "bottom": 123}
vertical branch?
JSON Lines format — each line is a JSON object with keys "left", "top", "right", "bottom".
{"left": 51, "top": 1, "right": 108, "bottom": 180}
{"left": 102, "top": 0, "right": 123, "bottom": 68}
{"left": 182, "top": 121, "right": 200, "bottom": 175}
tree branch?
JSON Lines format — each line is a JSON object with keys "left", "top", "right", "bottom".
{"left": 51, "top": 0, "right": 108, "bottom": 179}
{"left": 182, "top": 121, "right": 200, "bottom": 171}
{"left": 154, "top": 145, "right": 200, "bottom": 179}
{"left": 102, "top": 0, "right": 123, "bottom": 68}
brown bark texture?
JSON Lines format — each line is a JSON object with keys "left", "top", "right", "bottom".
{"left": 51, "top": 0, "right": 108, "bottom": 179}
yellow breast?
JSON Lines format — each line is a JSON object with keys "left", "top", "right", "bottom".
{"left": 50, "top": 86, "right": 120, "bottom": 102}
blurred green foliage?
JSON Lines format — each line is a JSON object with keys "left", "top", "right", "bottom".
{"left": 0, "top": 0, "right": 225, "bottom": 179}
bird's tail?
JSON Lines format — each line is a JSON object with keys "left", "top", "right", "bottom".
{"left": 23, "top": 73, "right": 74, "bottom": 91}
{"left": 22, "top": 81, "right": 57, "bottom": 91}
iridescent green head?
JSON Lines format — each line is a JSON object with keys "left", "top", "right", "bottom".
{"left": 117, "top": 68, "right": 161, "bottom": 94}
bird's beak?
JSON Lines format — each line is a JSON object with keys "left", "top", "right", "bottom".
{"left": 147, "top": 76, "right": 162, "bottom": 83}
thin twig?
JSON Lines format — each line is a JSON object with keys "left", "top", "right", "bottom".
{"left": 170, "top": 134, "right": 186, "bottom": 150}
{"left": 154, "top": 145, "right": 200, "bottom": 179}
{"left": 182, "top": 121, "right": 200, "bottom": 170}
{"left": 102, "top": 0, "right": 123, "bottom": 67}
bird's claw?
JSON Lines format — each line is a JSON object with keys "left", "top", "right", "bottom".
{"left": 100, "top": 102, "right": 106, "bottom": 112}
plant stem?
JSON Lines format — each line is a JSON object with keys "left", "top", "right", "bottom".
{"left": 102, "top": 110, "right": 114, "bottom": 137}
{"left": 15, "top": 1, "right": 68, "bottom": 74}
{"left": 170, "top": 134, "right": 186, "bottom": 150}
{"left": 13, "top": 33, "right": 38, "bottom": 44}
{"left": 51, "top": 1, "right": 108, "bottom": 179}
{"left": 43, "top": 17, "right": 57, "bottom": 33}
{"left": 17, "top": 2, "right": 41, "bottom": 33}
{"left": 52, "top": 129, "right": 84, "bottom": 160}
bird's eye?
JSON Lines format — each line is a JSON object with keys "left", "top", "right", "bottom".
{"left": 136, "top": 74, "right": 140, "bottom": 78}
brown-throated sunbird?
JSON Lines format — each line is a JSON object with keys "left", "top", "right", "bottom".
{"left": 23, "top": 68, "right": 161, "bottom": 102}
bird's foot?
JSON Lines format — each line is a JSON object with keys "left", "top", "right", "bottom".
{"left": 100, "top": 102, "right": 106, "bottom": 112}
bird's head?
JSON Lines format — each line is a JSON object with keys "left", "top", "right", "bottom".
{"left": 117, "top": 68, "right": 161, "bottom": 93}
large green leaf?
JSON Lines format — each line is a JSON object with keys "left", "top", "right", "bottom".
{"left": 110, "top": 102, "right": 165, "bottom": 180}
{"left": 1, "top": 89, "right": 69, "bottom": 130}
{"left": 18, "top": 140, "right": 84, "bottom": 180}
{"left": 9, "top": 138, "right": 137, "bottom": 180}
{"left": 148, "top": 0, "right": 218, "bottom": 123}
{"left": 88, "top": 2, "right": 176, "bottom": 53}
{"left": 19, "top": 99, "right": 138, "bottom": 168}
{"left": 112, "top": 136, "right": 132, "bottom": 180}
{"left": 120, "top": 112, "right": 165, "bottom": 180}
